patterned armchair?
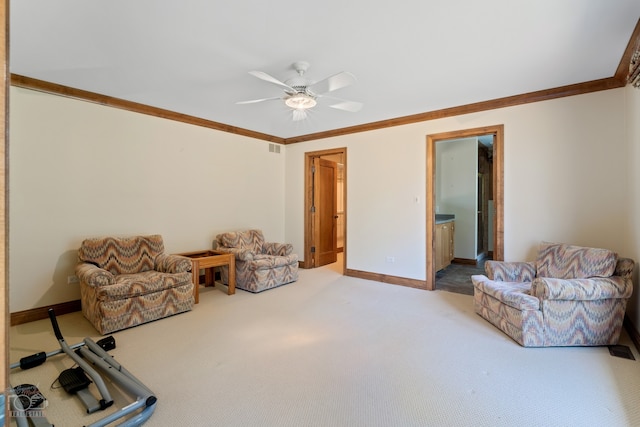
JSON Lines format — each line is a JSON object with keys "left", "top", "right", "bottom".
{"left": 471, "top": 242, "right": 634, "bottom": 347}
{"left": 215, "top": 229, "right": 299, "bottom": 293}
{"left": 76, "top": 234, "right": 195, "bottom": 334}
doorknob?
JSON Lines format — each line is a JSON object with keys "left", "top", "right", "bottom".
{"left": 334, "top": 215, "right": 339, "bottom": 219}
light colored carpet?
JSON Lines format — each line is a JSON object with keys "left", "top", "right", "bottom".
{"left": 9, "top": 262, "right": 640, "bottom": 426}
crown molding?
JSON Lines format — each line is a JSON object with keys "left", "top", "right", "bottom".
{"left": 615, "top": 18, "right": 640, "bottom": 84}
{"left": 10, "top": 74, "right": 284, "bottom": 144}
{"left": 11, "top": 18, "right": 639, "bottom": 146}
{"left": 282, "top": 77, "right": 624, "bottom": 144}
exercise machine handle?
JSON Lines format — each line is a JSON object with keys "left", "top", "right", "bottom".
{"left": 48, "top": 308, "right": 64, "bottom": 341}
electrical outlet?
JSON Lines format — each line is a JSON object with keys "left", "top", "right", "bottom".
{"left": 386, "top": 256, "right": 395, "bottom": 263}
{"left": 67, "top": 275, "right": 79, "bottom": 284}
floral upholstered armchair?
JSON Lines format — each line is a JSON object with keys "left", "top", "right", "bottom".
{"left": 471, "top": 242, "right": 634, "bottom": 347}
{"left": 76, "top": 234, "right": 195, "bottom": 334}
{"left": 215, "top": 229, "right": 299, "bottom": 293}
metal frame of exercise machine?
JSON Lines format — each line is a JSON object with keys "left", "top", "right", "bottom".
{"left": 9, "top": 309, "right": 157, "bottom": 427}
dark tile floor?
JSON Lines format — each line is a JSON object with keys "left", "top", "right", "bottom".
{"left": 435, "top": 259, "right": 487, "bottom": 296}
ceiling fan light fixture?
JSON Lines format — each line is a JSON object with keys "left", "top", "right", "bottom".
{"left": 285, "top": 93, "right": 317, "bottom": 110}
{"left": 240, "top": 61, "right": 361, "bottom": 119}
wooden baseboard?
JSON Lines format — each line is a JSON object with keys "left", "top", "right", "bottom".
{"left": 11, "top": 300, "right": 82, "bottom": 326}
{"left": 345, "top": 268, "right": 427, "bottom": 290}
{"left": 452, "top": 258, "right": 478, "bottom": 266}
{"left": 624, "top": 315, "right": 640, "bottom": 354}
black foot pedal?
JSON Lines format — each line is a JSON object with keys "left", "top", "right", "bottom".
{"left": 59, "top": 367, "right": 92, "bottom": 394}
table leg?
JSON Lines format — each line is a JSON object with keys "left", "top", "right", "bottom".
{"left": 227, "top": 257, "right": 236, "bottom": 295}
{"left": 204, "top": 267, "right": 214, "bottom": 286}
{"left": 192, "top": 261, "right": 200, "bottom": 304}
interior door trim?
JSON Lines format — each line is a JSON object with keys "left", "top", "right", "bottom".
{"left": 426, "top": 125, "right": 504, "bottom": 290}
{"left": 303, "top": 147, "right": 347, "bottom": 271}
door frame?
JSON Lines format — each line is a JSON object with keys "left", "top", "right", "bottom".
{"left": 303, "top": 147, "right": 347, "bottom": 271}
{"left": 426, "top": 125, "right": 504, "bottom": 290}
{"left": 1, "top": 0, "right": 7, "bottom": 401}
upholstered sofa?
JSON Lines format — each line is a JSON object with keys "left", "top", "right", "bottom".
{"left": 215, "top": 229, "right": 299, "bottom": 293}
{"left": 76, "top": 234, "right": 195, "bottom": 334}
{"left": 471, "top": 242, "right": 634, "bottom": 347}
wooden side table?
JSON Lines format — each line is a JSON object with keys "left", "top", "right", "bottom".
{"left": 176, "top": 250, "right": 236, "bottom": 303}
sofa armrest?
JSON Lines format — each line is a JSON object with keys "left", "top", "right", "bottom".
{"left": 75, "top": 263, "right": 115, "bottom": 287}
{"left": 215, "top": 247, "right": 255, "bottom": 261}
{"left": 530, "top": 276, "right": 632, "bottom": 301}
{"left": 263, "top": 242, "right": 293, "bottom": 256}
{"left": 485, "top": 261, "right": 536, "bottom": 282}
{"left": 155, "top": 254, "right": 192, "bottom": 273}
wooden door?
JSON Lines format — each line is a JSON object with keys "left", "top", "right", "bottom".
{"left": 313, "top": 158, "right": 338, "bottom": 267}
{"left": 448, "top": 222, "right": 455, "bottom": 263}
{"left": 477, "top": 173, "right": 484, "bottom": 254}
{"left": 435, "top": 223, "right": 444, "bottom": 271}
{"left": 1, "top": 0, "right": 7, "bottom": 405}
{"left": 435, "top": 222, "right": 455, "bottom": 272}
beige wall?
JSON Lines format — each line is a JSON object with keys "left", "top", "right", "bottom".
{"left": 625, "top": 84, "right": 640, "bottom": 330}
{"left": 285, "top": 88, "right": 631, "bottom": 283}
{"left": 9, "top": 87, "right": 286, "bottom": 312}
{"left": 10, "top": 84, "right": 640, "bottom": 335}
{"left": 436, "top": 137, "right": 478, "bottom": 260}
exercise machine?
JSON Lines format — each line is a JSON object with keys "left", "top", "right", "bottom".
{"left": 9, "top": 309, "right": 157, "bottom": 426}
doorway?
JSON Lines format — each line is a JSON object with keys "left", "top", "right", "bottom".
{"left": 426, "top": 125, "right": 504, "bottom": 291}
{"left": 304, "top": 148, "right": 347, "bottom": 273}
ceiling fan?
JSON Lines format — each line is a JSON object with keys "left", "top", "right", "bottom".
{"left": 237, "top": 61, "right": 363, "bottom": 121}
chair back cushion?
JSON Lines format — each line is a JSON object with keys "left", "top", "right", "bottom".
{"left": 78, "top": 235, "right": 165, "bottom": 275}
{"left": 217, "top": 229, "right": 265, "bottom": 253}
{"left": 614, "top": 258, "right": 635, "bottom": 280}
{"left": 535, "top": 242, "right": 617, "bottom": 279}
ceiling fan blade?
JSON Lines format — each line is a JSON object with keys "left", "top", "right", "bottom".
{"left": 307, "top": 71, "right": 357, "bottom": 95}
{"left": 248, "top": 70, "right": 296, "bottom": 93}
{"left": 329, "top": 100, "right": 363, "bottom": 112}
{"left": 236, "top": 97, "right": 281, "bottom": 105}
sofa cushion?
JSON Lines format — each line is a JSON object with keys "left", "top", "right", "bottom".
{"left": 78, "top": 235, "right": 165, "bottom": 275}
{"left": 247, "top": 254, "right": 299, "bottom": 271}
{"left": 96, "top": 270, "right": 192, "bottom": 301}
{"left": 217, "top": 229, "right": 265, "bottom": 253}
{"left": 535, "top": 242, "right": 617, "bottom": 279}
{"left": 472, "top": 275, "right": 540, "bottom": 311}
{"left": 485, "top": 261, "right": 536, "bottom": 282}
{"left": 530, "top": 276, "right": 633, "bottom": 300}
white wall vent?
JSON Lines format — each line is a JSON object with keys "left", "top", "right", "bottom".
{"left": 269, "top": 144, "right": 281, "bottom": 154}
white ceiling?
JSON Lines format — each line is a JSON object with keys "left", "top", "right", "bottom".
{"left": 9, "top": 1, "right": 640, "bottom": 139}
